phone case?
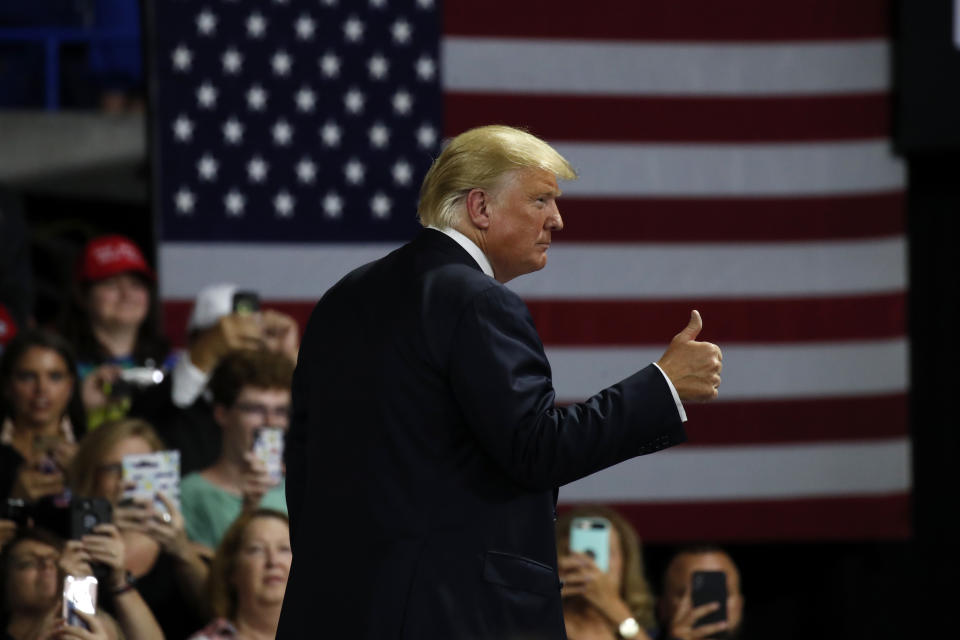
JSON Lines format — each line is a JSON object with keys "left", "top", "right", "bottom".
{"left": 63, "top": 575, "right": 97, "bottom": 628}
{"left": 691, "top": 570, "right": 728, "bottom": 636}
{"left": 252, "top": 428, "right": 284, "bottom": 485}
{"left": 569, "top": 516, "right": 611, "bottom": 572}
{"left": 122, "top": 450, "right": 181, "bottom": 513}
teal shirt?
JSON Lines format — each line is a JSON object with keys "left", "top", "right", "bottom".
{"left": 180, "top": 472, "right": 287, "bottom": 549}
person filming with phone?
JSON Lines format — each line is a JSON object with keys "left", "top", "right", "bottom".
{"left": 179, "top": 349, "right": 293, "bottom": 550}
{"left": 657, "top": 546, "right": 744, "bottom": 640}
{"left": 557, "top": 506, "right": 657, "bottom": 640}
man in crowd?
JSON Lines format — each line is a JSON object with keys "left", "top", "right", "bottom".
{"left": 279, "top": 125, "right": 723, "bottom": 639}
{"left": 657, "top": 546, "right": 744, "bottom": 640}
{"left": 179, "top": 349, "right": 292, "bottom": 550}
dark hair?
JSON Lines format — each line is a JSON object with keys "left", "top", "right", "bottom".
{"left": 208, "top": 349, "right": 295, "bottom": 409}
{"left": 0, "top": 329, "right": 87, "bottom": 439}
{"left": 659, "top": 544, "right": 739, "bottom": 594}
{"left": 58, "top": 272, "right": 169, "bottom": 368}
{"left": 0, "top": 527, "right": 65, "bottom": 623}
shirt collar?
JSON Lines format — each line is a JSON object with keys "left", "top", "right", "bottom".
{"left": 428, "top": 226, "right": 494, "bottom": 278}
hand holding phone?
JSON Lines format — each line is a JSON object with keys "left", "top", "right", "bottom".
{"left": 251, "top": 427, "right": 285, "bottom": 485}
{"left": 63, "top": 575, "right": 97, "bottom": 629}
{"left": 569, "top": 516, "right": 611, "bottom": 572}
{"left": 691, "top": 570, "right": 728, "bottom": 639}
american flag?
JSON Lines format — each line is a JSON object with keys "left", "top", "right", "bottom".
{"left": 151, "top": 0, "right": 909, "bottom": 542}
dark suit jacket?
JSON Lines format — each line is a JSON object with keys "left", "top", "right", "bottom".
{"left": 278, "top": 229, "right": 686, "bottom": 640}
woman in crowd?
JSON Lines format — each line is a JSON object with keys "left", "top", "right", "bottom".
{"left": 0, "top": 527, "right": 118, "bottom": 640}
{"left": 557, "top": 505, "right": 657, "bottom": 640}
{"left": 0, "top": 330, "right": 85, "bottom": 502}
{"left": 189, "top": 509, "right": 291, "bottom": 640}
{"left": 69, "top": 417, "right": 208, "bottom": 639}
{"left": 59, "top": 235, "right": 173, "bottom": 427}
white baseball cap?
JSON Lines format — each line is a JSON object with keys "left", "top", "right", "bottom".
{"left": 187, "top": 283, "right": 238, "bottom": 332}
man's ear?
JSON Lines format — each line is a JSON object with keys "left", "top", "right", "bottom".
{"left": 464, "top": 188, "right": 491, "bottom": 230}
{"left": 213, "top": 404, "right": 229, "bottom": 430}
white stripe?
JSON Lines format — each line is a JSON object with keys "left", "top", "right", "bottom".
{"left": 547, "top": 339, "right": 908, "bottom": 400}
{"left": 515, "top": 236, "right": 906, "bottom": 299}
{"left": 558, "top": 439, "right": 911, "bottom": 501}
{"left": 159, "top": 237, "right": 906, "bottom": 300}
{"left": 443, "top": 38, "right": 890, "bottom": 96}
{"left": 552, "top": 141, "right": 906, "bottom": 196}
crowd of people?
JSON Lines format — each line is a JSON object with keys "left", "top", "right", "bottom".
{"left": 1, "top": 233, "right": 742, "bottom": 639}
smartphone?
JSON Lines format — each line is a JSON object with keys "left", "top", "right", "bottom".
{"left": 252, "top": 427, "right": 285, "bottom": 485}
{"left": 121, "top": 450, "right": 181, "bottom": 514}
{"left": 569, "top": 516, "right": 611, "bottom": 572}
{"left": 232, "top": 290, "right": 260, "bottom": 315}
{"left": 69, "top": 498, "right": 112, "bottom": 539}
{"left": 691, "top": 570, "right": 728, "bottom": 638}
{"left": 63, "top": 575, "right": 97, "bottom": 629}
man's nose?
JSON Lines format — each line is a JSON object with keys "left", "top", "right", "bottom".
{"left": 547, "top": 204, "right": 563, "bottom": 231}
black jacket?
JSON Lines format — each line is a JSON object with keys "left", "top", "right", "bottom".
{"left": 278, "top": 229, "right": 685, "bottom": 639}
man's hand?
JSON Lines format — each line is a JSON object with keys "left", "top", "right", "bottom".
{"left": 188, "top": 313, "right": 265, "bottom": 372}
{"left": 657, "top": 311, "right": 723, "bottom": 402}
{"left": 240, "top": 451, "right": 275, "bottom": 512}
{"left": 261, "top": 309, "right": 300, "bottom": 364}
{"left": 667, "top": 590, "right": 728, "bottom": 640}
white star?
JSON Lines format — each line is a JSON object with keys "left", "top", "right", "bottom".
{"left": 172, "top": 115, "right": 193, "bottom": 141}
{"left": 246, "top": 12, "right": 267, "bottom": 38}
{"left": 224, "top": 190, "right": 246, "bottom": 216}
{"left": 319, "top": 52, "right": 341, "bottom": 78}
{"left": 247, "top": 156, "right": 268, "bottom": 183}
{"left": 172, "top": 45, "right": 192, "bottom": 72}
{"left": 416, "top": 0, "right": 434, "bottom": 8}
{"left": 197, "top": 154, "right": 218, "bottom": 181}
{"left": 343, "top": 16, "right": 364, "bottom": 42}
{"left": 223, "top": 189, "right": 247, "bottom": 217}
{"left": 321, "top": 0, "right": 338, "bottom": 5}
{"left": 295, "top": 15, "right": 316, "bottom": 40}
{"left": 272, "top": 119, "right": 293, "bottom": 145}
{"left": 223, "top": 117, "right": 244, "bottom": 144}
{"left": 323, "top": 192, "right": 343, "bottom": 218}
{"left": 367, "top": 54, "right": 389, "bottom": 80}
{"left": 273, "top": 0, "right": 289, "bottom": 4}
{"left": 174, "top": 188, "right": 195, "bottom": 214}
{"left": 391, "top": 19, "right": 412, "bottom": 44}
{"left": 415, "top": 55, "right": 436, "bottom": 81}
{"left": 196, "top": 9, "right": 217, "bottom": 35}
{"left": 274, "top": 191, "right": 295, "bottom": 218}
{"left": 196, "top": 82, "right": 217, "bottom": 109}
{"left": 320, "top": 121, "right": 342, "bottom": 147}
{"left": 416, "top": 124, "right": 437, "bottom": 148}
{"left": 371, "top": 192, "right": 392, "bottom": 218}
{"left": 295, "top": 87, "right": 316, "bottom": 112}
{"left": 344, "top": 88, "right": 364, "bottom": 114}
{"left": 296, "top": 157, "right": 317, "bottom": 183}
{"left": 272, "top": 50, "right": 292, "bottom": 76}
{"left": 392, "top": 89, "right": 413, "bottom": 115}
{"left": 344, "top": 159, "right": 365, "bottom": 185}
{"left": 246, "top": 85, "right": 267, "bottom": 111}
{"left": 222, "top": 48, "right": 242, "bottom": 74}
{"left": 392, "top": 159, "right": 412, "bottom": 186}
{"left": 368, "top": 123, "right": 390, "bottom": 148}
{"left": 369, "top": 0, "right": 387, "bottom": 8}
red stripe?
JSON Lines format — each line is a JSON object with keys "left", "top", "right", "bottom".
{"left": 445, "top": 93, "right": 891, "bottom": 143}
{"left": 444, "top": 0, "right": 890, "bottom": 41}
{"left": 552, "top": 193, "right": 904, "bottom": 243}
{"left": 163, "top": 292, "right": 905, "bottom": 349}
{"left": 681, "top": 394, "right": 907, "bottom": 444}
{"left": 526, "top": 294, "right": 905, "bottom": 345}
{"left": 559, "top": 494, "right": 911, "bottom": 541}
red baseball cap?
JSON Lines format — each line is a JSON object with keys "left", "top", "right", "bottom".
{"left": 0, "top": 304, "right": 17, "bottom": 347}
{"left": 79, "top": 235, "right": 155, "bottom": 283}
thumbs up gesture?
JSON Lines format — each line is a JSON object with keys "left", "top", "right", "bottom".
{"left": 657, "top": 310, "right": 723, "bottom": 402}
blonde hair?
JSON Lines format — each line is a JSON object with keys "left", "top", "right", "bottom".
{"left": 207, "top": 509, "right": 290, "bottom": 621}
{"left": 68, "top": 418, "right": 165, "bottom": 498}
{"left": 417, "top": 125, "right": 577, "bottom": 228}
{"left": 557, "top": 505, "right": 656, "bottom": 630}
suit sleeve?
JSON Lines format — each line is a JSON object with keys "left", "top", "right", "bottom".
{"left": 448, "top": 284, "right": 686, "bottom": 491}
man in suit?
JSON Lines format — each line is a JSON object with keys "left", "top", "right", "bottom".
{"left": 278, "top": 125, "right": 723, "bottom": 639}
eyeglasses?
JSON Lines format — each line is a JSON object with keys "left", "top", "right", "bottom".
{"left": 233, "top": 402, "right": 290, "bottom": 421}
{"left": 12, "top": 554, "right": 59, "bottom": 571}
